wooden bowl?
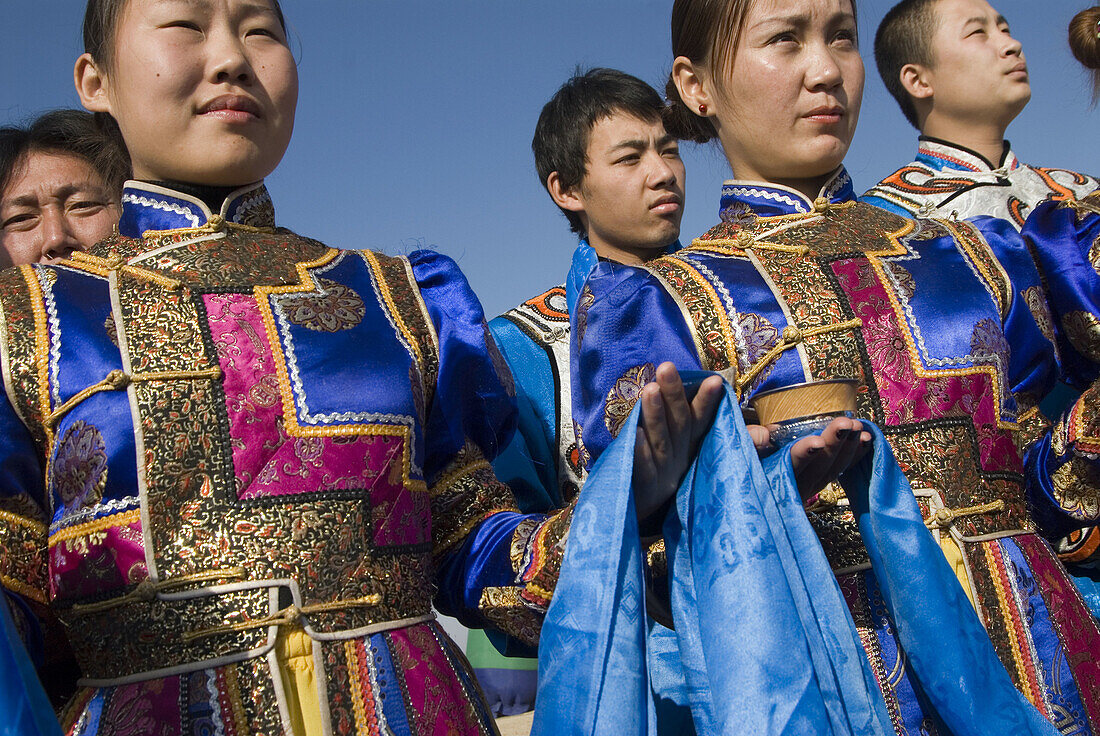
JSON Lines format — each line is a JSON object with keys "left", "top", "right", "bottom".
{"left": 751, "top": 379, "right": 858, "bottom": 426}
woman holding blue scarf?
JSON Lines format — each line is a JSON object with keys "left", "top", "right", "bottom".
{"left": 553, "top": 0, "right": 1100, "bottom": 733}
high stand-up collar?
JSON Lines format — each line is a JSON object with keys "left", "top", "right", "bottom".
{"left": 565, "top": 237, "right": 683, "bottom": 311}
{"left": 915, "top": 136, "right": 1018, "bottom": 174}
{"left": 118, "top": 180, "right": 276, "bottom": 238}
{"left": 719, "top": 167, "right": 855, "bottom": 219}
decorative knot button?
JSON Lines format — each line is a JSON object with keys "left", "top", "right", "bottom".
{"left": 206, "top": 215, "right": 226, "bottom": 232}
{"left": 782, "top": 325, "right": 802, "bottom": 343}
{"left": 812, "top": 197, "right": 832, "bottom": 214}
{"left": 734, "top": 232, "right": 755, "bottom": 249}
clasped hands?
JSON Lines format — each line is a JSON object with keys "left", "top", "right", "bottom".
{"left": 632, "top": 362, "right": 872, "bottom": 523}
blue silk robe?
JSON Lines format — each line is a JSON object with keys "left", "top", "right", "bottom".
{"left": 0, "top": 181, "right": 571, "bottom": 735}
{"left": 572, "top": 169, "right": 1100, "bottom": 735}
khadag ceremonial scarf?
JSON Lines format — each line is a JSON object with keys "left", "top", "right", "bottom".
{"left": 532, "top": 377, "right": 1058, "bottom": 735}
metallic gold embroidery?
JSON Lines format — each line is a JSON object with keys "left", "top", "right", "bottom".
{"left": 477, "top": 586, "right": 541, "bottom": 646}
{"left": 429, "top": 443, "right": 516, "bottom": 559}
{"left": 1062, "top": 310, "right": 1100, "bottom": 363}
{"left": 604, "top": 362, "right": 656, "bottom": 438}
{"left": 281, "top": 278, "right": 366, "bottom": 332}
{"left": 1051, "top": 461, "right": 1100, "bottom": 521}
{"left": 646, "top": 256, "right": 735, "bottom": 373}
{"left": 0, "top": 509, "right": 48, "bottom": 604}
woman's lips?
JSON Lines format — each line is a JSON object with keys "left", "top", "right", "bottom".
{"left": 199, "top": 95, "right": 262, "bottom": 122}
{"left": 805, "top": 106, "right": 844, "bottom": 124}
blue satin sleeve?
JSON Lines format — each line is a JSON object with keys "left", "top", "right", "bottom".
{"left": 409, "top": 250, "right": 517, "bottom": 473}
{"left": 434, "top": 509, "right": 545, "bottom": 628}
{"left": 858, "top": 195, "right": 914, "bottom": 219}
{"left": 571, "top": 262, "right": 704, "bottom": 466}
{"left": 488, "top": 317, "right": 560, "bottom": 512}
{"left": 1021, "top": 195, "right": 1100, "bottom": 388}
{"left": 972, "top": 216, "right": 1058, "bottom": 401}
{"left": 1013, "top": 199, "right": 1100, "bottom": 537}
{"left": 977, "top": 214, "right": 1100, "bottom": 537}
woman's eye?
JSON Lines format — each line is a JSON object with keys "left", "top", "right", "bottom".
{"left": 163, "top": 19, "right": 202, "bottom": 32}
{"left": 833, "top": 29, "right": 857, "bottom": 45}
{"left": 770, "top": 32, "right": 798, "bottom": 45}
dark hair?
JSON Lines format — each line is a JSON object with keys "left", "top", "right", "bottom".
{"left": 0, "top": 109, "right": 130, "bottom": 202}
{"left": 532, "top": 68, "right": 665, "bottom": 235}
{"left": 664, "top": 0, "right": 858, "bottom": 142}
{"left": 874, "top": 0, "right": 942, "bottom": 128}
{"left": 83, "top": 0, "right": 288, "bottom": 67}
{"left": 1069, "top": 6, "right": 1100, "bottom": 100}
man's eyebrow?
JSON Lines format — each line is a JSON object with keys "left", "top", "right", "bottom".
{"left": 607, "top": 139, "right": 648, "bottom": 152}
{"left": 657, "top": 134, "right": 677, "bottom": 147}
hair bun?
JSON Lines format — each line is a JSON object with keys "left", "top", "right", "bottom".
{"left": 1069, "top": 7, "right": 1100, "bottom": 70}
{"left": 662, "top": 75, "right": 717, "bottom": 143}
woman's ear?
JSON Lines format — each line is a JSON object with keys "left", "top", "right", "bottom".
{"left": 75, "top": 53, "right": 113, "bottom": 114}
{"left": 672, "top": 56, "right": 713, "bottom": 117}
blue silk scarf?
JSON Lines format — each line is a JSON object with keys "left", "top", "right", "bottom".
{"left": 532, "top": 378, "right": 1058, "bottom": 735}
{"left": 0, "top": 598, "right": 61, "bottom": 736}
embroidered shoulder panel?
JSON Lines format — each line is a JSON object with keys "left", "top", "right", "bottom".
{"left": 499, "top": 285, "right": 585, "bottom": 501}
{"left": 0, "top": 265, "right": 49, "bottom": 444}
{"left": 646, "top": 255, "right": 735, "bottom": 374}
{"left": 361, "top": 251, "right": 440, "bottom": 411}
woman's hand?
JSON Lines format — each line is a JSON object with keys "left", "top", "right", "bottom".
{"left": 632, "top": 362, "right": 723, "bottom": 522}
{"left": 788, "top": 417, "right": 871, "bottom": 502}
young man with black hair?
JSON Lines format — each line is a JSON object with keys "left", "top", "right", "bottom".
{"left": 862, "top": 0, "right": 1097, "bottom": 227}
{"left": 467, "top": 67, "right": 686, "bottom": 719}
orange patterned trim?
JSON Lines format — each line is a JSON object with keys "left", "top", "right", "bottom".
{"left": 221, "top": 663, "right": 249, "bottom": 736}
{"left": 1061, "top": 527, "right": 1100, "bottom": 564}
{"left": 345, "top": 639, "right": 378, "bottom": 733}
{"left": 982, "top": 541, "right": 1048, "bottom": 713}
{"left": 1031, "top": 168, "right": 1079, "bottom": 202}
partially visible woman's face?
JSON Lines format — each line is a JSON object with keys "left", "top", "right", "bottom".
{"left": 0, "top": 151, "right": 120, "bottom": 265}
{"left": 708, "top": 0, "right": 862, "bottom": 186}
{"left": 88, "top": 0, "right": 297, "bottom": 186}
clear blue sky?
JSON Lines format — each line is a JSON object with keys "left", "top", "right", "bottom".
{"left": 2, "top": 1, "right": 1097, "bottom": 318}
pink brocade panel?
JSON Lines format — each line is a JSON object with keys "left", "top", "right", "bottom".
{"left": 100, "top": 677, "right": 183, "bottom": 736}
{"left": 388, "top": 624, "right": 489, "bottom": 736}
{"left": 49, "top": 518, "right": 147, "bottom": 600}
{"left": 832, "top": 257, "right": 1020, "bottom": 473}
{"left": 1016, "top": 534, "right": 1100, "bottom": 720}
{"left": 203, "top": 293, "right": 428, "bottom": 548}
